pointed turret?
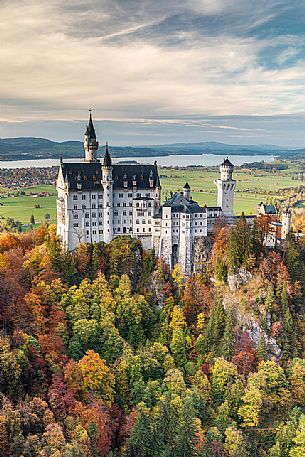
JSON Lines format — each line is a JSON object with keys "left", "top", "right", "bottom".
{"left": 84, "top": 110, "right": 99, "bottom": 162}
{"left": 85, "top": 111, "right": 96, "bottom": 139}
{"left": 183, "top": 182, "right": 191, "bottom": 200}
{"left": 103, "top": 142, "right": 112, "bottom": 168}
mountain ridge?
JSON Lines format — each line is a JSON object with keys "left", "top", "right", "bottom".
{"left": 0, "top": 137, "right": 303, "bottom": 161}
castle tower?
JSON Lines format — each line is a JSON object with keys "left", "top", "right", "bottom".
{"left": 84, "top": 111, "right": 99, "bottom": 162}
{"left": 215, "top": 158, "right": 236, "bottom": 216}
{"left": 281, "top": 207, "right": 292, "bottom": 240}
{"left": 183, "top": 182, "right": 191, "bottom": 200}
{"left": 102, "top": 142, "right": 113, "bottom": 243}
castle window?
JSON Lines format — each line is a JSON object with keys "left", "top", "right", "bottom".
{"left": 98, "top": 194, "right": 103, "bottom": 199}
{"left": 137, "top": 193, "right": 141, "bottom": 198}
{"left": 129, "top": 202, "right": 132, "bottom": 206}
{"left": 142, "top": 219, "right": 145, "bottom": 224}
{"left": 99, "top": 229, "right": 103, "bottom": 234}
{"left": 86, "top": 230, "right": 89, "bottom": 235}
{"left": 73, "top": 214, "right": 78, "bottom": 219}
{"left": 73, "top": 223, "right": 79, "bottom": 228}
{"left": 117, "top": 203, "right": 120, "bottom": 207}
{"left": 124, "top": 181, "right": 128, "bottom": 188}
{"left": 92, "top": 195, "right": 96, "bottom": 199}
{"left": 165, "top": 223, "right": 168, "bottom": 227}
{"left": 82, "top": 195, "right": 86, "bottom": 200}
{"left": 123, "top": 202, "right": 126, "bottom": 207}
{"left": 137, "top": 228, "right": 139, "bottom": 232}
{"left": 93, "top": 230, "right": 96, "bottom": 234}
{"left": 149, "top": 227, "right": 151, "bottom": 232}
{"left": 114, "top": 211, "right": 118, "bottom": 216}
{"left": 146, "top": 193, "right": 150, "bottom": 197}
{"left": 117, "top": 227, "right": 120, "bottom": 232}
{"left": 143, "top": 228, "right": 145, "bottom": 232}
{"left": 73, "top": 195, "right": 78, "bottom": 200}
{"left": 99, "top": 212, "right": 102, "bottom": 217}
{"left": 148, "top": 220, "right": 151, "bottom": 224}
{"left": 129, "top": 211, "right": 132, "bottom": 216}
{"left": 86, "top": 222, "right": 89, "bottom": 227}
{"left": 148, "top": 211, "right": 151, "bottom": 216}
{"left": 128, "top": 193, "right": 132, "bottom": 197}
{"left": 119, "top": 193, "right": 123, "bottom": 198}
{"left": 166, "top": 214, "right": 168, "bottom": 218}
{"left": 123, "top": 211, "right": 126, "bottom": 215}
{"left": 92, "top": 213, "right": 96, "bottom": 218}
{"left": 99, "top": 221, "right": 103, "bottom": 225}
{"left": 82, "top": 205, "right": 86, "bottom": 209}
{"left": 74, "top": 205, "right": 78, "bottom": 210}
{"left": 92, "top": 203, "right": 96, "bottom": 209}
{"left": 85, "top": 213, "right": 89, "bottom": 218}
{"left": 136, "top": 220, "right": 139, "bottom": 224}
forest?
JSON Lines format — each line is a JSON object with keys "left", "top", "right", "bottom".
{"left": 0, "top": 219, "right": 305, "bottom": 456}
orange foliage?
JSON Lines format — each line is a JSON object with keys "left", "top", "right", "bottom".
{"left": 0, "top": 233, "right": 20, "bottom": 253}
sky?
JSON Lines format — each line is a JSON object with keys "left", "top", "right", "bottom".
{"left": 1, "top": 0, "right": 305, "bottom": 147}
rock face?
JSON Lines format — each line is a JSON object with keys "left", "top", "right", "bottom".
{"left": 227, "top": 268, "right": 252, "bottom": 291}
{"left": 193, "top": 236, "right": 213, "bottom": 273}
{"left": 247, "top": 321, "right": 281, "bottom": 359}
{"left": 224, "top": 268, "right": 282, "bottom": 360}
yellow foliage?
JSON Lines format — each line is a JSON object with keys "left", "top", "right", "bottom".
{"left": 238, "top": 385, "right": 263, "bottom": 427}
{"left": 169, "top": 306, "right": 187, "bottom": 331}
{"left": 197, "top": 312, "right": 205, "bottom": 332}
{"left": 78, "top": 350, "right": 115, "bottom": 405}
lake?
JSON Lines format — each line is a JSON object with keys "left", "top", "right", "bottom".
{"left": 0, "top": 153, "right": 274, "bottom": 169}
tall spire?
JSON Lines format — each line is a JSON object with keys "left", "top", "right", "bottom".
{"left": 85, "top": 109, "right": 96, "bottom": 139}
{"left": 84, "top": 110, "right": 99, "bottom": 162}
{"left": 103, "top": 142, "right": 112, "bottom": 167}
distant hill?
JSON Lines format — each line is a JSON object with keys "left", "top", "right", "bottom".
{"left": 0, "top": 137, "right": 302, "bottom": 161}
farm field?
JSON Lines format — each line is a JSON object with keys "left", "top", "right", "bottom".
{"left": 0, "top": 166, "right": 300, "bottom": 225}
{"left": 0, "top": 184, "right": 57, "bottom": 225}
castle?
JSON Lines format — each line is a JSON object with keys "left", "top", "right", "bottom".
{"left": 56, "top": 113, "right": 290, "bottom": 273}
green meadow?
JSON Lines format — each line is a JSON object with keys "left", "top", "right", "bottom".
{"left": 0, "top": 184, "right": 57, "bottom": 225}
{"left": 0, "top": 167, "right": 299, "bottom": 225}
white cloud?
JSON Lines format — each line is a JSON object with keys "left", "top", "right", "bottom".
{"left": 0, "top": 0, "right": 305, "bottom": 129}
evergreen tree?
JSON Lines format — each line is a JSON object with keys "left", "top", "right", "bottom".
{"left": 221, "top": 312, "right": 235, "bottom": 360}
{"left": 257, "top": 334, "right": 267, "bottom": 362}
{"left": 203, "top": 297, "right": 225, "bottom": 356}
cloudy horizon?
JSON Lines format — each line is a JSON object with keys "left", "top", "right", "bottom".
{"left": 1, "top": 0, "right": 305, "bottom": 146}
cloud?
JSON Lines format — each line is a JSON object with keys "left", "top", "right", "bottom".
{"left": 0, "top": 0, "right": 304, "bottom": 146}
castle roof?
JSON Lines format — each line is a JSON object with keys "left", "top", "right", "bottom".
{"left": 112, "top": 163, "right": 159, "bottom": 189}
{"left": 183, "top": 182, "right": 190, "bottom": 189}
{"left": 85, "top": 112, "right": 96, "bottom": 139}
{"left": 259, "top": 202, "right": 277, "bottom": 215}
{"left": 103, "top": 143, "right": 112, "bottom": 167}
{"left": 60, "top": 162, "right": 102, "bottom": 190}
{"left": 221, "top": 158, "right": 233, "bottom": 167}
{"left": 59, "top": 161, "right": 160, "bottom": 191}
{"left": 163, "top": 192, "right": 206, "bottom": 214}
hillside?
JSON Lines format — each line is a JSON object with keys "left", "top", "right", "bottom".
{"left": 0, "top": 137, "right": 301, "bottom": 161}
{"left": 0, "top": 223, "right": 305, "bottom": 455}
